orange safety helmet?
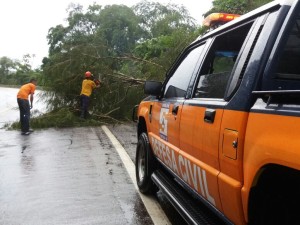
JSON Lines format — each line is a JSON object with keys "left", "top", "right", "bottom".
{"left": 85, "top": 71, "right": 92, "bottom": 78}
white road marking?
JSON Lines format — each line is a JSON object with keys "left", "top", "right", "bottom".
{"left": 101, "top": 125, "right": 171, "bottom": 225}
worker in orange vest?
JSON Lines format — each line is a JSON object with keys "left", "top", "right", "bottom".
{"left": 17, "top": 78, "right": 37, "bottom": 135}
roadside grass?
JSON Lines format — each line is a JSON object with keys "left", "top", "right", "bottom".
{"left": 6, "top": 107, "right": 116, "bottom": 130}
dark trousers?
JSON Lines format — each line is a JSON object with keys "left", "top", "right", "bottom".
{"left": 17, "top": 98, "right": 30, "bottom": 132}
{"left": 80, "top": 94, "right": 90, "bottom": 118}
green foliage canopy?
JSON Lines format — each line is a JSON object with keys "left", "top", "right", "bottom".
{"left": 205, "top": 0, "right": 273, "bottom": 16}
{"left": 0, "top": 55, "right": 42, "bottom": 85}
{"left": 42, "top": 1, "right": 199, "bottom": 119}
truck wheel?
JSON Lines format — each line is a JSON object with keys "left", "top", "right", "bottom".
{"left": 251, "top": 179, "right": 299, "bottom": 225}
{"left": 135, "top": 133, "right": 157, "bottom": 194}
{"left": 259, "top": 191, "right": 289, "bottom": 225}
{"left": 253, "top": 189, "right": 298, "bottom": 225}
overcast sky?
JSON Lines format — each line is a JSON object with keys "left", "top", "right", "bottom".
{"left": 0, "top": 0, "right": 212, "bottom": 68}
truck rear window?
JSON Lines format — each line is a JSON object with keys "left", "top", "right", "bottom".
{"left": 276, "top": 13, "right": 300, "bottom": 80}
{"left": 194, "top": 22, "right": 253, "bottom": 99}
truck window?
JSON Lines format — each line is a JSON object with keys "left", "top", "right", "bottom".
{"left": 194, "top": 22, "right": 253, "bottom": 99}
{"left": 164, "top": 44, "right": 205, "bottom": 98}
{"left": 276, "top": 12, "right": 300, "bottom": 81}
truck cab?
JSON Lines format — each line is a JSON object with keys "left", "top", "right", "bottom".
{"left": 135, "top": 1, "right": 300, "bottom": 224}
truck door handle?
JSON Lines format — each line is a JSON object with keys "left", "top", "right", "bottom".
{"left": 172, "top": 105, "right": 179, "bottom": 115}
{"left": 204, "top": 109, "right": 216, "bottom": 123}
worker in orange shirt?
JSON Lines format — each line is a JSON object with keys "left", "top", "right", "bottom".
{"left": 17, "top": 78, "right": 37, "bottom": 135}
{"left": 80, "top": 71, "right": 100, "bottom": 119}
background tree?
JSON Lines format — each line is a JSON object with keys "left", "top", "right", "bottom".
{"left": 42, "top": 1, "right": 198, "bottom": 120}
{"left": 247, "top": 0, "right": 274, "bottom": 10}
{"left": 98, "top": 4, "right": 143, "bottom": 56}
{"left": 205, "top": 0, "right": 272, "bottom": 16}
{"left": 133, "top": 0, "right": 196, "bottom": 38}
{"left": 0, "top": 55, "right": 41, "bottom": 85}
{"left": 0, "top": 57, "right": 15, "bottom": 83}
{"left": 132, "top": 0, "right": 200, "bottom": 81}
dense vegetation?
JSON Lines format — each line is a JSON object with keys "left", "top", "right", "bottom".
{"left": 1, "top": 0, "right": 272, "bottom": 127}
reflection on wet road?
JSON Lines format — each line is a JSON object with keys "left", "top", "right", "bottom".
{"left": 0, "top": 127, "right": 153, "bottom": 225}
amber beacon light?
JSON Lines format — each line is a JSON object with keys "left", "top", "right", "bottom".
{"left": 203, "top": 13, "right": 241, "bottom": 27}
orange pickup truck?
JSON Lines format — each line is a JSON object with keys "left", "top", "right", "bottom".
{"left": 134, "top": 0, "right": 300, "bottom": 224}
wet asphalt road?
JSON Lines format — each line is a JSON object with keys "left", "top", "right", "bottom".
{"left": 0, "top": 87, "right": 188, "bottom": 225}
{"left": 0, "top": 126, "right": 153, "bottom": 225}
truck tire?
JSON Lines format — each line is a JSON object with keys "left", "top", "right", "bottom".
{"left": 135, "top": 133, "right": 157, "bottom": 194}
{"left": 250, "top": 170, "right": 300, "bottom": 225}
{"left": 253, "top": 188, "right": 297, "bottom": 225}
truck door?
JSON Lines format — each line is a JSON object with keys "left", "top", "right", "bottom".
{"left": 179, "top": 20, "right": 257, "bottom": 222}
{"left": 148, "top": 43, "right": 207, "bottom": 177}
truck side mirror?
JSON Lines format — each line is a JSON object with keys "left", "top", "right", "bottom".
{"left": 144, "top": 81, "right": 162, "bottom": 96}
